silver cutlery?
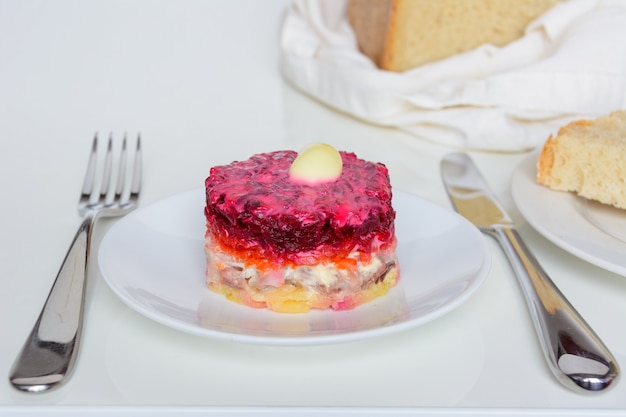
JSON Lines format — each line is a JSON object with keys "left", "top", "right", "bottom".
{"left": 440, "top": 152, "right": 619, "bottom": 393}
{"left": 9, "top": 134, "right": 142, "bottom": 393}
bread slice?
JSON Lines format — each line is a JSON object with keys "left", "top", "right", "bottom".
{"left": 537, "top": 110, "right": 626, "bottom": 210}
{"left": 347, "top": 0, "right": 560, "bottom": 71}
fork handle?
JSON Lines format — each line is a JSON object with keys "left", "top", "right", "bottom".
{"left": 9, "top": 214, "right": 95, "bottom": 393}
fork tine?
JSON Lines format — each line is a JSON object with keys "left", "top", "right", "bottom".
{"left": 80, "top": 134, "right": 98, "bottom": 203}
{"left": 98, "top": 134, "right": 114, "bottom": 204}
{"left": 113, "top": 134, "right": 128, "bottom": 202}
{"left": 128, "top": 134, "right": 142, "bottom": 203}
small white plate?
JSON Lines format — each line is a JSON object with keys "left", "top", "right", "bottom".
{"left": 512, "top": 153, "right": 626, "bottom": 276}
{"left": 98, "top": 189, "right": 491, "bottom": 345}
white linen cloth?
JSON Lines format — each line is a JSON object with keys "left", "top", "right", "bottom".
{"left": 280, "top": 0, "right": 626, "bottom": 151}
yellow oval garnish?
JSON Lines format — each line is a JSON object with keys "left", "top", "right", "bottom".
{"left": 289, "top": 143, "right": 343, "bottom": 184}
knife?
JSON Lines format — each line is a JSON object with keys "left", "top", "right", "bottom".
{"left": 440, "top": 152, "right": 619, "bottom": 393}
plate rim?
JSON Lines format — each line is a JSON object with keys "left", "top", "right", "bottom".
{"left": 98, "top": 188, "right": 492, "bottom": 346}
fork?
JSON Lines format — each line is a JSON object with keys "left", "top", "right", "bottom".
{"left": 9, "top": 133, "right": 141, "bottom": 393}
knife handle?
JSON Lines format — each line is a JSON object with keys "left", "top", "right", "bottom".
{"left": 490, "top": 226, "right": 619, "bottom": 392}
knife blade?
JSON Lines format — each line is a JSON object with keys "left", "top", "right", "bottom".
{"left": 440, "top": 152, "right": 619, "bottom": 393}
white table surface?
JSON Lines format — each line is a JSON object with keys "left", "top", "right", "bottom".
{"left": 1, "top": 1, "right": 625, "bottom": 416}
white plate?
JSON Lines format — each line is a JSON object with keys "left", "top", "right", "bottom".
{"left": 512, "top": 152, "right": 626, "bottom": 276}
{"left": 98, "top": 189, "right": 491, "bottom": 346}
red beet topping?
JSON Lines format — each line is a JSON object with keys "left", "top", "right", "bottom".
{"left": 204, "top": 150, "right": 395, "bottom": 269}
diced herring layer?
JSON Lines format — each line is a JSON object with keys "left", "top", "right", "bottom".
{"left": 205, "top": 233, "right": 399, "bottom": 312}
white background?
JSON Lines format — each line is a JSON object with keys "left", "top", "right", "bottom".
{"left": 1, "top": 1, "right": 625, "bottom": 416}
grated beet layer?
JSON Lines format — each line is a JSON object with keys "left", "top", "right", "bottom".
{"left": 204, "top": 150, "right": 395, "bottom": 269}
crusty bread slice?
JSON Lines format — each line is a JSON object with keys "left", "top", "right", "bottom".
{"left": 348, "top": 0, "right": 560, "bottom": 71}
{"left": 537, "top": 110, "right": 626, "bottom": 210}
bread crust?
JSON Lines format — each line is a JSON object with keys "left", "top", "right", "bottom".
{"left": 536, "top": 135, "right": 554, "bottom": 185}
{"left": 380, "top": 0, "right": 400, "bottom": 71}
{"left": 347, "top": 0, "right": 393, "bottom": 69}
{"left": 537, "top": 119, "right": 593, "bottom": 185}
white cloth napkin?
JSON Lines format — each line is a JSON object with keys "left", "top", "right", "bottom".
{"left": 280, "top": 0, "right": 626, "bottom": 151}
